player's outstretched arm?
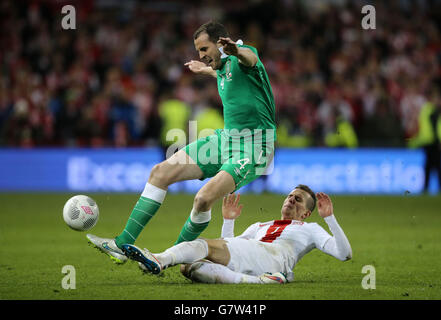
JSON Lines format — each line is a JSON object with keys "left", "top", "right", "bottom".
{"left": 316, "top": 192, "right": 352, "bottom": 261}
{"left": 221, "top": 193, "right": 243, "bottom": 238}
{"left": 184, "top": 60, "right": 217, "bottom": 78}
{"left": 217, "top": 37, "right": 257, "bottom": 67}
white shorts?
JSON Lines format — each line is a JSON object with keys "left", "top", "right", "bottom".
{"left": 224, "top": 238, "right": 294, "bottom": 276}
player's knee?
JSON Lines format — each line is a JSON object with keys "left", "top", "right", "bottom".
{"left": 180, "top": 261, "right": 212, "bottom": 283}
{"left": 149, "top": 163, "right": 164, "bottom": 180}
{"left": 193, "top": 192, "right": 213, "bottom": 212}
{"left": 149, "top": 162, "right": 173, "bottom": 187}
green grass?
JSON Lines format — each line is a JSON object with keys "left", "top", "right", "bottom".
{"left": 1, "top": 192, "right": 441, "bottom": 300}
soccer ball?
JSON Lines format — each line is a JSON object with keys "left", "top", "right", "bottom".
{"left": 63, "top": 195, "right": 99, "bottom": 231}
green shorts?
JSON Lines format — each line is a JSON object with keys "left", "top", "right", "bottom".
{"left": 184, "top": 129, "right": 274, "bottom": 191}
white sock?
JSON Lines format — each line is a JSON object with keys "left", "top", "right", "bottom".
{"left": 141, "top": 182, "right": 167, "bottom": 203}
{"left": 190, "top": 207, "right": 211, "bottom": 224}
{"left": 188, "top": 262, "right": 261, "bottom": 284}
{"left": 155, "top": 239, "right": 208, "bottom": 268}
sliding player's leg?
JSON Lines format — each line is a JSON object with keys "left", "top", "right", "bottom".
{"left": 180, "top": 261, "right": 262, "bottom": 284}
{"left": 176, "top": 239, "right": 256, "bottom": 283}
{"left": 87, "top": 149, "right": 203, "bottom": 263}
{"left": 122, "top": 238, "right": 288, "bottom": 284}
{"left": 181, "top": 237, "right": 290, "bottom": 284}
{"left": 180, "top": 262, "right": 288, "bottom": 284}
{"left": 121, "top": 238, "right": 230, "bottom": 273}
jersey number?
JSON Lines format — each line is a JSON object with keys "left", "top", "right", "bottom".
{"left": 260, "top": 221, "right": 291, "bottom": 243}
{"left": 237, "top": 158, "right": 250, "bottom": 170}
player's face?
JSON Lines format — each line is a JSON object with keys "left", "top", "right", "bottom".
{"left": 281, "top": 188, "right": 312, "bottom": 220}
{"left": 194, "top": 32, "right": 222, "bottom": 70}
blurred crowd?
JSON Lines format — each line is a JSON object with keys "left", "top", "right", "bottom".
{"left": 1, "top": 0, "right": 441, "bottom": 148}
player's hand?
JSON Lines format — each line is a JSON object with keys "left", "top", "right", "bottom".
{"left": 222, "top": 193, "right": 243, "bottom": 220}
{"left": 316, "top": 192, "right": 334, "bottom": 218}
{"left": 184, "top": 60, "right": 215, "bottom": 75}
{"left": 217, "top": 37, "right": 239, "bottom": 56}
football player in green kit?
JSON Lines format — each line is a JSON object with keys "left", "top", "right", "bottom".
{"left": 87, "top": 21, "right": 277, "bottom": 265}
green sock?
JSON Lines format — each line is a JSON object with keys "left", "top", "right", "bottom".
{"left": 175, "top": 210, "right": 211, "bottom": 245}
{"left": 115, "top": 196, "right": 162, "bottom": 249}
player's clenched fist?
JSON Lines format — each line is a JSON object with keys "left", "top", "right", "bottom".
{"left": 316, "top": 192, "right": 334, "bottom": 218}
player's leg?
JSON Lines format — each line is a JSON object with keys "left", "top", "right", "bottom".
{"left": 157, "top": 239, "right": 230, "bottom": 267}
{"left": 180, "top": 261, "right": 289, "bottom": 284}
{"left": 147, "top": 148, "right": 204, "bottom": 189}
{"left": 121, "top": 238, "right": 231, "bottom": 273}
{"left": 114, "top": 149, "right": 203, "bottom": 248}
{"left": 174, "top": 170, "right": 235, "bottom": 244}
{"left": 123, "top": 239, "right": 289, "bottom": 284}
{"left": 180, "top": 261, "right": 262, "bottom": 284}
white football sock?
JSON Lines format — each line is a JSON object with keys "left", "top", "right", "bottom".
{"left": 190, "top": 207, "right": 211, "bottom": 224}
{"left": 141, "top": 182, "right": 167, "bottom": 203}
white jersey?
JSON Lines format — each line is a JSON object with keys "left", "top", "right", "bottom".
{"left": 221, "top": 215, "right": 352, "bottom": 277}
{"left": 237, "top": 219, "right": 332, "bottom": 264}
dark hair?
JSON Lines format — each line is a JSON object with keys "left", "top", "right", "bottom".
{"left": 193, "top": 21, "right": 229, "bottom": 43}
{"left": 295, "top": 184, "right": 316, "bottom": 212}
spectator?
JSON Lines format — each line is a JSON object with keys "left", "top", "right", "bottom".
{"left": 158, "top": 89, "right": 191, "bottom": 157}
{"left": 408, "top": 86, "right": 441, "bottom": 193}
{"left": 359, "top": 96, "right": 405, "bottom": 147}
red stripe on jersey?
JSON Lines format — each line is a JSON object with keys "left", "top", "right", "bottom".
{"left": 260, "top": 220, "right": 292, "bottom": 243}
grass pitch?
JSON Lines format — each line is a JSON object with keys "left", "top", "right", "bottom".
{"left": 1, "top": 192, "right": 441, "bottom": 300}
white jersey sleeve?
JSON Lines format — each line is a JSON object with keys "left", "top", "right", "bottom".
{"left": 308, "top": 222, "right": 333, "bottom": 251}
{"left": 235, "top": 222, "right": 260, "bottom": 240}
{"left": 221, "top": 219, "right": 235, "bottom": 238}
{"left": 321, "top": 215, "right": 352, "bottom": 261}
{"left": 221, "top": 219, "right": 260, "bottom": 239}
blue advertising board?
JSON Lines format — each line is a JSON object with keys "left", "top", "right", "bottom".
{"left": 0, "top": 148, "right": 437, "bottom": 194}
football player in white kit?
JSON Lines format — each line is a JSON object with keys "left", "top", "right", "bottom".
{"left": 122, "top": 185, "right": 352, "bottom": 284}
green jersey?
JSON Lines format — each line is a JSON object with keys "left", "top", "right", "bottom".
{"left": 184, "top": 45, "right": 275, "bottom": 190}
{"left": 216, "top": 44, "right": 276, "bottom": 139}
